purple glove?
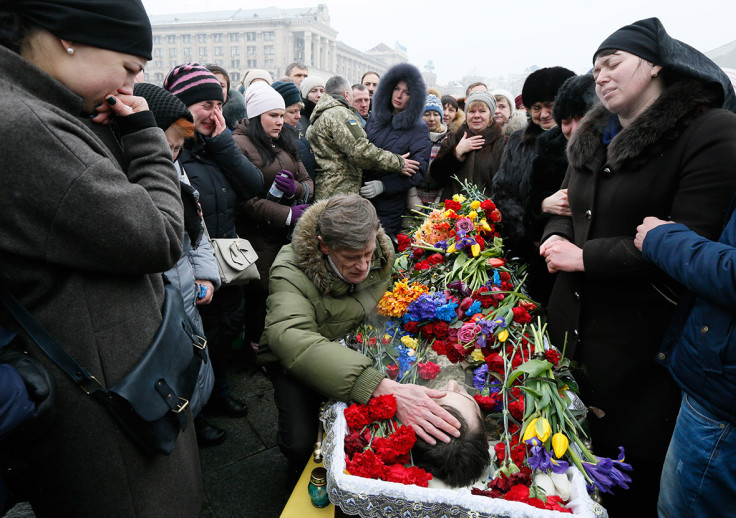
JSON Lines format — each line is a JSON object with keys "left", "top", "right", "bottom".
{"left": 273, "top": 169, "right": 297, "bottom": 198}
{"left": 290, "top": 204, "right": 309, "bottom": 225}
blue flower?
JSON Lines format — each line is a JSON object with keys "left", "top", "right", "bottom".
{"left": 466, "top": 300, "right": 481, "bottom": 315}
{"left": 492, "top": 269, "right": 501, "bottom": 286}
{"left": 436, "top": 301, "right": 458, "bottom": 322}
{"left": 434, "top": 240, "right": 448, "bottom": 251}
{"left": 582, "top": 447, "right": 633, "bottom": 494}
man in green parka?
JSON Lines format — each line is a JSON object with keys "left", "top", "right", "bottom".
{"left": 259, "top": 194, "right": 461, "bottom": 481}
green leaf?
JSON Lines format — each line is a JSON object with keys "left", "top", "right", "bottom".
{"left": 506, "top": 359, "right": 553, "bottom": 387}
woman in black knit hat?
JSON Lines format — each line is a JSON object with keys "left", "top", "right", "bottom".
{"left": 539, "top": 18, "right": 736, "bottom": 514}
{"left": 0, "top": 1, "right": 202, "bottom": 515}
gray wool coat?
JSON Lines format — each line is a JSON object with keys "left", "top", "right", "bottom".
{"left": 0, "top": 46, "right": 202, "bottom": 516}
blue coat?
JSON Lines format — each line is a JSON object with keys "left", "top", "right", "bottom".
{"left": 363, "top": 63, "right": 431, "bottom": 236}
{"left": 643, "top": 197, "right": 736, "bottom": 425}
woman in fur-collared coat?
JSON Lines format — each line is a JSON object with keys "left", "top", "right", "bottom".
{"left": 362, "top": 63, "right": 431, "bottom": 238}
{"left": 539, "top": 18, "right": 736, "bottom": 514}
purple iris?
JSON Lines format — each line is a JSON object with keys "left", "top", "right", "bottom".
{"left": 473, "top": 364, "right": 489, "bottom": 390}
{"left": 526, "top": 438, "right": 551, "bottom": 471}
{"left": 434, "top": 240, "right": 448, "bottom": 251}
{"left": 454, "top": 230, "right": 476, "bottom": 251}
{"left": 475, "top": 317, "right": 506, "bottom": 347}
{"left": 582, "top": 447, "right": 633, "bottom": 494}
{"left": 447, "top": 280, "right": 470, "bottom": 297}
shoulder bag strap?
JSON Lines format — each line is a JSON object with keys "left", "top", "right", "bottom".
{"left": 0, "top": 288, "right": 106, "bottom": 397}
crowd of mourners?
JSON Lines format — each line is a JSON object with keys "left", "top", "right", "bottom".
{"left": 1, "top": 1, "right": 736, "bottom": 517}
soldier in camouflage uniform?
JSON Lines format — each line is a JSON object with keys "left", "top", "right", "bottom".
{"left": 307, "top": 76, "right": 418, "bottom": 200}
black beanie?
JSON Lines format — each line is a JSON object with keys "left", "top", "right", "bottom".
{"left": 521, "top": 67, "right": 576, "bottom": 108}
{"left": 133, "top": 83, "right": 192, "bottom": 131}
{"left": 9, "top": 0, "right": 152, "bottom": 60}
{"left": 594, "top": 18, "right": 660, "bottom": 65}
{"left": 271, "top": 81, "right": 302, "bottom": 107}
{"left": 592, "top": 17, "right": 736, "bottom": 113}
{"left": 553, "top": 75, "right": 597, "bottom": 125}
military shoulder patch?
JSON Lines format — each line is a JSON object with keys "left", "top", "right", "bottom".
{"left": 345, "top": 119, "right": 365, "bottom": 139}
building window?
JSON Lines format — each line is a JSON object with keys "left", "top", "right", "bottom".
{"left": 153, "top": 48, "right": 162, "bottom": 57}
{"left": 264, "top": 59, "right": 274, "bottom": 68}
{"left": 229, "top": 33, "right": 240, "bottom": 42}
{"left": 197, "top": 34, "right": 207, "bottom": 43}
{"left": 182, "top": 34, "right": 191, "bottom": 43}
{"left": 215, "top": 60, "right": 224, "bottom": 66}
{"left": 231, "top": 59, "right": 240, "bottom": 69}
{"left": 231, "top": 47, "right": 240, "bottom": 57}
{"left": 263, "top": 31, "right": 275, "bottom": 41}
{"left": 247, "top": 59, "right": 257, "bottom": 68}
{"left": 214, "top": 47, "right": 223, "bottom": 56}
{"left": 155, "top": 60, "right": 163, "bottom": 69}
{"left": 264, "top": 46, "right": 274, "bottom": 56}
{"left": 213, "top": 34, "right": 223, "bottom": 42}
{"left": 198, "top": 47, "right": 207, "bottom": 57}
{"left": 154, "top": 72, "right": 164, "bottom": 83}
{"left": 167, "top": 35, "right": 176, "bottom": 44}
{"left": 168, "top": 48, "right": 177, "bottom": 57}
{"left": 170, "top": 61, "right": 178, "bottom": 70}
{"left": 183, "top": 47, "right": 192, "bottom": 57}
{"left": 153, "top": 35, "right": 161, "bottom": 44}
{"left": 247, "top": 46, "right": 256, "bottom": 56}
{"left": 231, "top": 71, "right": 241, "bottom": 82}
{"left": 246, "top": 32, "right": 256, "bottom": 41}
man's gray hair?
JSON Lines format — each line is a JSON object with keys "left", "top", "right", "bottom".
{"left": 317, "top": 194, "right": 380, "bottom": 250}
{"left": 351, "top": 83, "right": 368, "bottom": 92}
{"left": 285, "top": 62, "right": 307, "bottom": 75}
{"left": 326, "top": 75, "right": 350, "bottom": 96}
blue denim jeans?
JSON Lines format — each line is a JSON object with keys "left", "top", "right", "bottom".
{"left": 658, "top": 392, "right": 736, "bottom": 517}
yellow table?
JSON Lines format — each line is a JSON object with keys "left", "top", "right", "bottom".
{"left": 280, "top": 457, "right": 335, "bottom": 517}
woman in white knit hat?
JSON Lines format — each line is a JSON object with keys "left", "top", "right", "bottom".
{"left": 297, "top": 75, "right": 326, "bottom": 132}
{"left": 232, "top": 82, "right": 313, "bottom": 351}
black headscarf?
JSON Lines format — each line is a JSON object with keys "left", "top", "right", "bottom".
{"left": 6, "top": 0, "right": 152, "bottom": 60}
{"left": 595, "top": 17, "right": 736, "bottom": 113}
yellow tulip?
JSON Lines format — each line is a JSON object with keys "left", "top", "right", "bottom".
{"left": 468, "top": 211, "right": 478, "bottom": 220}
{"left": 471, "top": 243, "right": 480, "bottom": 257}
{"left": 552, "top": 432, "right": 569, "bottom": 458}
{"left": 471, "top": 349, "right": 485, "bottom": 362}
{"left": 453, "top": 194, "right": 466, "bottom": 203}
{"left": 470, "top": 200, "right": 481, "bottom": 210}
{"left": 497, "top": 329, "right": 509, "bottom": 342}
{"left": 522, "top": 418, "right": 539, "bottom": 442}
{"left": 446, "top": 243, "right": 457, "bottom": 254}
{"left": 479, "top": 219, "right": 491, "bottom": 232}
{"left": 443, "top": 210, "right": 455, "bottom": 218}
{"left": 535, "top": 417, "right": 552, "bottom": 442}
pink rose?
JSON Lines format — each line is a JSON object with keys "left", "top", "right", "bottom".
{"left": 455, "top": 218, "right": 474, "bottom": 233}
{"left": 457, "top": 322, "right": 480, "bottom": 345}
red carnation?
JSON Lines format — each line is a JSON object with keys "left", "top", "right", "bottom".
{"left": 344, "top": 429, "right": 370, "bottom": 457}
{"left": 474, "top": 393, "right": 499, "bottom": 412}
{"left": 417, "top": 361, "right": 441, "bottom": 380}
{"left": 344, "top": 403, "right": 372, "bottom": 431}
{"left": 490, "top": 209, "right": 502, "bottom": 222}
{"left": 386, "top": 364, "right": 399, "bottom": 380}
{"left": 445, "top": 343, "right": 465, "bottom": 363}
{"left": 389, "top": 425, "right": 417, "bottom": 454}
{"left": 397, "top": 233, "right": 411, "bottom": 252}
{"left": 371, "top": 436, "right": 403, "bottom": 464}
{"left": 546, "top": 495, "right": 573, "bottom": 513}
{"left": 545, "top": 349, "right": 562, "bottom": 365}
{"left": 431, "top": 340, "right": 450, "bottom": 355}
{"left": 480, "top": 199, "right": 496, "bottom": 212}
{"left": 427, "top": 253, "right": 444, "bottom": 265}
{"left": 414, "top": 260, "right": 430, "bottom": 270}
{"left": 504, "top": 484, "right": 530, "bottom": 503}
{"left": 508, "top": 398, "right": 525, "bottom": 421}
{"left": 444, "top": 199, "right": 462, "bottom": 212}
{"left": 382, "top": 464, "right": 432, "bottom": 487}
{"left": 499, "top": 272, "right": 511, "bottom": 282}
{"left": 412, "top": 247, "right": 424, "bottom": 259}
{"left": 345, "top": 449, "right": 385, "bottom": 479}
{"left": 512, "top": 306, "right": 532, "bottom": 324}
{"left": 369, "top": 394, "right": 397, "bottom": 421}
{"left": 475, "top": 235, "right": 486, "bottom": 250}
{"left": 485, "top": 353, "right": 504, "bottom": 376}
{"left": 494, "top": 442, "right": 508, "bottom": 463}
{"left": 403, "top": 320, "right": 419, "bottom": 335}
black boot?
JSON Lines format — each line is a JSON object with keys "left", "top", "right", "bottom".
{"left": 195, "top": 415, "right": 227, "bottom": 447}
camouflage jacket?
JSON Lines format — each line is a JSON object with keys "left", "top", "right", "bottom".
{"left": 306, "top": 93, "right": 403, "bottom": 200}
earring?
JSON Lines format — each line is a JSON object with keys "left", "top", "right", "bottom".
{"left": 66, "top": 47, "right": 74, "bottom": 55}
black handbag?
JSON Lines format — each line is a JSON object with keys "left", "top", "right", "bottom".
{"left": 0, "top": 283, "right": 206, "bottom": 456}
